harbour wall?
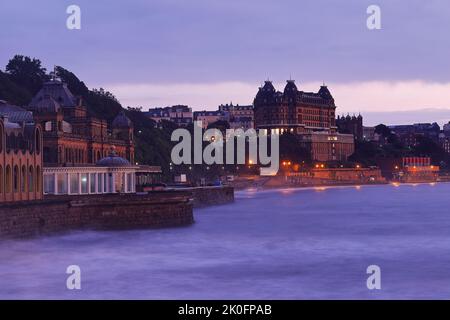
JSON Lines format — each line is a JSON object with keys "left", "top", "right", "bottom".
{"left": 0, "top": 191, "right": 193, "bottom": 239}
{"left": 186, "top": 186, "right": 235, "bottom": 208}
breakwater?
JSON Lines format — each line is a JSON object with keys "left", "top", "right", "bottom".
{"left": 185, "top": 186, "right": 235, "bottom": 208}
{"left": 0, "top": 191, "right": 193, "bottom": 238}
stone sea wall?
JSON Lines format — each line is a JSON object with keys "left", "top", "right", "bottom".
{"left": 187, "top": 186, "right": 235, "bottom": 208}
{"left": 0, "top": 191, "right": 193, "bottom": 239}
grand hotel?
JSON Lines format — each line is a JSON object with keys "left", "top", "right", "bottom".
{"left": 254, "top": 80, "right": 354, "bottom": 162}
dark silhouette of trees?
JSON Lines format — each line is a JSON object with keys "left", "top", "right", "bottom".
{"left": 5, "top": 55, "right": 48, "bottom": 95}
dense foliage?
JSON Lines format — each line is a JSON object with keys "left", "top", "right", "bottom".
{"left": 0, "top": 55, "right": 174, "bottom": 171}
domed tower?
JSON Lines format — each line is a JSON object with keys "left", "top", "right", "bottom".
{"left": 254, "top": 81, "right": 276, "bottom": 106}
{"left": 254, "top": 80, "right": 280, "bottom": 131}
{"left": 28, "top": 79, "right": 87, "bottom": 119}
{"left": 111, "top": 111, "right": 134, "bottom": 164}
{"left": 283, "top": 80, "right": 298, "bottom": 102}
{"left": 112, "top": 111, "right": 133, "bottom": 142}
{"left": 318, "top": 85, "right": 334, "bottom": 103}
{"left": 96, "top": 145, "right": 132, "bottom": 167}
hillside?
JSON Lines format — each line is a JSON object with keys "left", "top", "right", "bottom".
{"left": 0, "top": 55, "right": 173, "bottom": 173}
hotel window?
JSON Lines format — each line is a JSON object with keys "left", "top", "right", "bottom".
{"left": 36, "top": 166, "right": 41, "bottom": 193}
{"left": 90, "top": 173, "right": 96, "bottom": 193}
{"left": 108, "top": 173, "right": 114, "bottom": 193}
{"left": 13, "top": 165, "right": 19, "bottom": 193}
{"left": 43, "top": 174, "right": 55, "bottom": 194}
{"left": 98, "top": 173, "right": 103, "bottom": 193}
{"left": 21, "top": 166, "right": 26, "bottom": 192}
{"left": 70, "top": 173, "right": 79, "bottom": 194}
{"left": 104, "top": 174, "right": 108, "bottom": 193}
{"left": 127, "top": 173, "right": 133, "bottom": 192}
{"left": 28, "top": 166, "right": 34, "bottom": 192}
{"left": 80, "top": 173, "right": 88, "bottom": 194}
{"left": 57, "top": 173, "right": 68, "bottom": 194}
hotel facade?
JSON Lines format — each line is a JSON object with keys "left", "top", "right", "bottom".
{"left": 0, "top": 101, "right": 43, "bottom": 202}
{"left": 253, "top": 80, "right": 354, "bottom": 162}
{"left": 27, "top": 80, "right": 135, "bottom": 166}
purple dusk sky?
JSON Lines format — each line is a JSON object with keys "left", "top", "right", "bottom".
{"left": 1, "top": 0, "right": 450, "bottom": 125}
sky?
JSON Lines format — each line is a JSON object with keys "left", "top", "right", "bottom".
{"left": 1, "top": 0, "right": 450, "bottom": 125}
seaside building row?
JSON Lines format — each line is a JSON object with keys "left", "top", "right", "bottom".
{"left": 145, "top": 104, "right": 255, "bottom": 130}
{"left": 253, "top": 80, "right": 354, "bottom": 162}
{"left": 0, "top": 78, "right": 161, "bottom": 203}
{"left": 145, "top": 80, "right": 358, "bottom": 162}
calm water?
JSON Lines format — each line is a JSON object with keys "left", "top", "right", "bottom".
{"left": 1, "top": 183, "right": 450, "bottom": 299}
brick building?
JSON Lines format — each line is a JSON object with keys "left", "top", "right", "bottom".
{"left": 389, "top": 123, "right": 441, "bottom": 147}
{"left": 26, "top": 80, "right": 134, "bottom": 166}
{"left": 145, "top": 105, "right": 193, "bottom": 127}
{"left": 0, "top": 100, "right": 43, "bottom": 202}
{"left": 218, "top": 103, "right": 254, "bottom": 130}
{"left": 193, "top": 110, "right": 228, "bottom": 129}
{"left": 336, "top": 114, "right": 363, "bottom": 140}
{"left": 253, "top": 80, "right": 354, "bottom": 162}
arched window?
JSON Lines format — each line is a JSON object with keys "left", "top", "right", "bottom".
{"left": 0, "top": 165, "right": 3, "bottom": 193}
{"left": 97, "top": 151, "right": 101, "bottom": 162}
{"left": 5, "top": 165, "right": 11, "bottom": 193}
{"left": 28, "top": 166, "right": 34, "bottom": 192}
{"left": 36, "top": 166, "right": 41, "bottom": 193}
{"left": 0, "top": 125, "right": 3, "bottom": 153}
{"left": 13, "top": 165, "right": 19, "bottom": 193}
{"left": 21, "top": 165, "right": 27, "bottom": 192}
{"left": 35, "top": 128, "right": 41, "bottom": 155}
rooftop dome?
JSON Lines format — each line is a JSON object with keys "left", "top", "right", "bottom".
{"left": 283, "top": 80, "right": 298, "bottom": 102}
{"left": 32, "top": 95, "right": 62, "bottom": 113}
{"left": 96, "top": 146, "right": 132, "bottom": 167}
{"left": 284, "top": 80, "right": 298, "bottom": 94}
{"left": 318, "top": 85, "right": 333, "bottom": 100}
{"left": 112, "top": 111, "right": 133, "bottom": 128}
{"left": 29, "top": 80, "right": 77, "bottom": 109}
{"left": 255, "top": 80, "right": 276, "bottom": 101}
{"left": 261, "top": 80, "right": 275, "bottom": 93}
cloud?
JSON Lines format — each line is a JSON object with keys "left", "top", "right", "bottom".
{"left": 106, "top": 80, "right": 450, "bottom": 112}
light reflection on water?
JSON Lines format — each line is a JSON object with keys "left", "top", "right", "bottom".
{"left": 1, "top": 183, "right": 450, "bottom": 299}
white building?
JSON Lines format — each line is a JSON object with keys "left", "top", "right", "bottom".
{"left": 43, "top": 148, "right": 137, "bottom": 195}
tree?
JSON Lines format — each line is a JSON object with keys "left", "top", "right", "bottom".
{"left": 412, "top": 136, "right": 448, "bottom": 164}
{"left": 5, "top": 55, "right": 48, "bottom": 94}
{"left": 279, "top": 133, "right": 311, "bottom": 164}
{"left": 0, "top": 70, "right": 32, "bottom": 105}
